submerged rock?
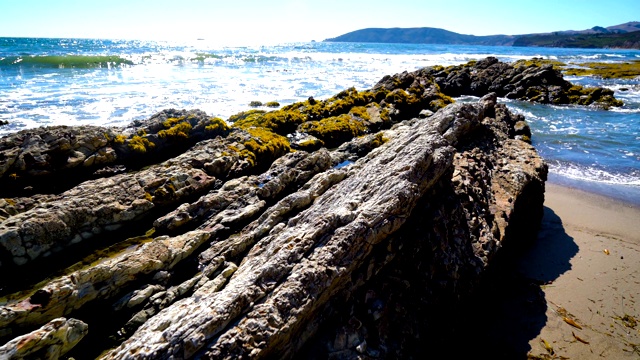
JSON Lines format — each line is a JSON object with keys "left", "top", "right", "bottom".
{"left": 0, "top": 61, "right": 555, "bottom": 358}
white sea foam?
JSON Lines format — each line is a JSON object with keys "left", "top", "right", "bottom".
{"left": 549, "top": 162, "right": 640, "bottom": 186}
{"left": 610, "top": 107, "right": 640, "bottom": 114}
{"left": 575, "top": 54, "right": 626, "bottom": 60}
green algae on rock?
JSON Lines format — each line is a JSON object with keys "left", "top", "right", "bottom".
{"left": 228, "top": 81, "right": 453, "bottom": 154}
{"left": 239, "top": 127, "right": 291, "bottom": 167}
{"left": 295, "top": 137, "right": 325, "bottom": 152}
{"left": 157, "top": 117, "right": 193, "bottom": 139}
{"left": 563, "top": 60, "right": 640, "bottom": 79}
{"left": 565, "top": 84, "right": 624, "bottom": 108}
{"left": 424, "top": 57, "right": 624, "bottom": 109}
{"left": 127, "top": 134, "right": 156, "bottom": 153}
{"left": 229, "top": 110, "right": 297, "bottom": 168}
{"left": 519, "top": 58, "right": 640, "bottom": 79}
{"left": 204, "top": 117, "right": 229, "bottom": 133}
{"left": 299, "top": 114, "right": 367, "bottom": 148}
{"left": 513, "top": 58, "right": 567, "bottom": 70}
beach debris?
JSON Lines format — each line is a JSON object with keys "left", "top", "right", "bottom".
{"left": 551, "top": 303, "right": 585, "bottom": 330}
{"left": 614, "top": 314, "right": 638, "bottom": 329}
{"left": 563, "top": 316, "right": 583, "bottom": 329}
{"left": 527, "top": 354, "right": 556, "bottom": 360}
{"left": 541, "top": 338, "right": 555, "bottom": 355}
{"left": 527, "top": 354, "right": 570, "bottom": 360}
{"left": 603, "top": 249, "right": 610, "bottom": 255}
{"left": 572, "top": 331, "right": 590, "bottom": 344}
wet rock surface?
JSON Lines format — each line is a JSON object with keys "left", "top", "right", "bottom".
{"left": 0, "top": 59, "right": 559, "bottom": 358}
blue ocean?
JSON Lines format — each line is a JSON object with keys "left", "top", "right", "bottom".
{"left": 1, "top": 38, "right": 639, "bottom": 204}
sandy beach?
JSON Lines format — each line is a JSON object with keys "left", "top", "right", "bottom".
{"left": 443, "top": 182, "right": 640, "bottom": 359}
{"left": 523, "top": 183, "right": 640, "bottom": 358}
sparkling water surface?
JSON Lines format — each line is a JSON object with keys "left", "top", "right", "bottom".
{"left": 1, "top": 38, "right": 639, "bottom": 203}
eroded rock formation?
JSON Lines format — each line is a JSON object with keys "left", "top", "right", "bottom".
{"left": 1, "top": 57, "right": 610, "bottom": 359}
{"left": 0, "top": 318, "right": 87, "bottom": 359}
{"left": 421, "top": 56, "right": 623, "bottom": 108}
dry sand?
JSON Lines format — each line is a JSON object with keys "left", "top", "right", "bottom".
{"left": 523, "top": 183, "right": 640, "bottom": 359}
{"left": 442, "top": 182, "right": 640, "bottom": 359}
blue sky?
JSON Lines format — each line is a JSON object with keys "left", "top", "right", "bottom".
{"left": 0, "top": 0, "right": 637, "bottom": 44}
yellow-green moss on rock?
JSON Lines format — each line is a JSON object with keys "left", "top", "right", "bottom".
{"left": 563, "top": 61, "right": 640, "bottom": 79}
{"left": 240, "top": 127, "right": 291, "bottom": 166}
{"left": 229, "top": 109, "right": 297, "bottom": 168}
{"left": 513, "top": 58, "right": 567, "bottom": 70}
{"left": 566, "top": 84, "right": 623, "bottom": 108}
{"left": 370, "top": 132, "right": 389, "bottom": 148}
{"left": 383, "top": 83, "right": 453, "bottom": 114}
{"left": 205, "top": 117, "right": 229, "bottom": 133}
{"left": 128, "top": 135, "right": 155, "bottom": 153}
{"left": 231, "top": 109, "right": 306, "bottom": 135}
{"left": 159, "top": 123, "right": 191, "bottom": 139}
{"left": 113, "top": 134, "right": 127, "bottom": 144}
{"left": 158, "top": 116, "right": 193, "bottom": 139}
{"left": 348, "top": 106, "right": 371, "bottom": 121}
{"left": 226, "top": 77, "right": 455, "bottom": 159}
{"left": 299, "top": 114, "right": 367, "bottom": 148}
{"left": 285, "top": 87, "right": 388, "bottom": 121}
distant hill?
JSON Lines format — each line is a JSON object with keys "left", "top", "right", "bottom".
{"left": 513, "top": 31, "right": 640, "bottom": 49}
{"left": 549, "top": 21, "right": 640, "bottom": 35}
{"left": 324, "top": 21, "right": 640, "bottom": 49}
{"left": 324, "top": 27, "right": 516, "bottom": 46}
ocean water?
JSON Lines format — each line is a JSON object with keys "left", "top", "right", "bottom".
{"left": 1, "top": 38, "right": 639, "bottom": 204}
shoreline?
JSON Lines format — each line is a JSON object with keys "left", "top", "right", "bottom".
{"left": 526, "top": 182, "right": 640, "bottom": 358}
{"left": 546, "top": 173, "right": 640, "bottom": 210}
{"left": 452, "top": 181, "right": 640, "bottom": 358}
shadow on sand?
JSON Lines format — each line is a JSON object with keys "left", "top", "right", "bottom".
{"left": 439, "top": 206, "right": 579, "bottom": 359}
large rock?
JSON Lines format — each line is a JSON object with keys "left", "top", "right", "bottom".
{"left": 0, "top": 61, "right": 552, "bottom": 358}
{"left": 0, "top": 135, "right": 230, "bottom": 268}
{"left": 408, "top": 56, "right": 624, "bottom": 108}
{"left": 99, "top": 94, "right": 545, "bottom": 359}
{"left": 0, "top": 109, "right": 229, "bottom": 196}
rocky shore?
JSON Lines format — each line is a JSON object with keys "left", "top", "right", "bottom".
{"left": 0, "top": 58, "right": 623, "bottom": 359}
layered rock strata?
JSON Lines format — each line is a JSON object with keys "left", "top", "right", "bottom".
{"left": 0, "top": 98, "right": 546, "bottom": 359}
{"left": 0, "top": 318, "right": 87, "bottom": 359}
{"left": 0, "top": 57, "right": 597, "bottom": 358}
{"left": 0, "top": 110, "right": 230, "bottom": 196}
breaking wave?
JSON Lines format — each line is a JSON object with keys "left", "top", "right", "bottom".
{"left": 0, "top": 55, "right": 134, "bottom": 68}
